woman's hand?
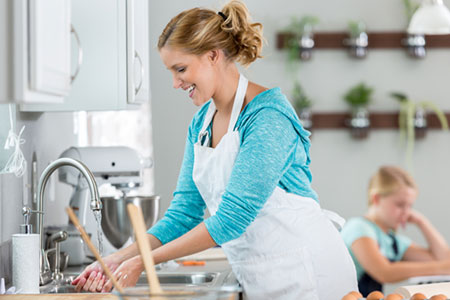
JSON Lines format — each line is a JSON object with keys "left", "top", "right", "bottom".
{"left": 101, "top": 255, "right": 144, "bottom": 292}
{"left": 71, "top": 255, "right": 120, "bottom": 293}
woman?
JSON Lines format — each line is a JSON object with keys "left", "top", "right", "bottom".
{"left": 72, "top": 1, "right": 357, "bottom": 299}
{"left": 341, "top": 165, "right": 450, "bottom": 297}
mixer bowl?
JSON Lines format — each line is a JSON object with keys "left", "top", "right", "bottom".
{"left": 101, "top": 195, "right": 160, "bottom": 248}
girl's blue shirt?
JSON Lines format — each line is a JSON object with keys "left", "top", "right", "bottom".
{"left": 148, "top": 87, "right": 318, "bottom": 245}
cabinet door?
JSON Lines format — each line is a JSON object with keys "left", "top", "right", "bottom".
{"left": 29, "top": 0, "right": 71, "bottom": 96}
{"left": 20, "top": 0, "right": 128, "bottom": 112}
{"left": 126, "top": 0, "right": 150, "bottom": 104}
{"left": 14, "top": 0, "right": 71, "bottom": 104}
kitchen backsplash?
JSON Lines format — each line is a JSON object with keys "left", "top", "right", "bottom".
{"left": 0, "top": 239, "right": 12, "bottom": 287}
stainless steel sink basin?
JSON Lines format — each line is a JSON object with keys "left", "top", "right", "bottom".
{"left": 41, "top": 272, "right": 219, "bottom": 293}
{"left": 137, "top": 272, "right": 218, "bottom": 286}
{"left": 40, "top": 284, "right": 78, "bottom": 294}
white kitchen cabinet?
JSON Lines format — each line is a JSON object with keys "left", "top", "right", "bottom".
{"left": 20, "top": 0, "right": 150, "bottom": 112}
{"left": 127, "top": 0, "right": 151, "bottom": 105}
{"left": 0, "top": 0, "right": 72, "bottom": 104}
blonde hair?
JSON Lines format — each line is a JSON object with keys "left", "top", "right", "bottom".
{"left": 368, "top": 166, "right": 418, "bottom": 205}
{"left": 158, "top": 0, "right": 264, "bottom": 67}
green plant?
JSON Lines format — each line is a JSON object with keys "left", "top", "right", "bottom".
{"left": 391, "top": 92, "right": 448, "bottom": 169}
{"left": 285, "top": 15, "right": 319, "bottom": 67}
{"left": 292, "top": 81, "right": 312, "bottom": 110}
{"left": 348, "top": 20, "right": 366, "bottom": 37}
{"left": 402, "top": 0, "right": 420, "bottom": 22}
{"left": 343, "top": 83, "right": 374, "bottom": 108}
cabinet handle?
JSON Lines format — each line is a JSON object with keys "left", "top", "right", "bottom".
{"left": 134, "top": 50, "right": 144, "bottom": 95}
{"left": 71, "top": 24, "right": 83, "bottom": 83}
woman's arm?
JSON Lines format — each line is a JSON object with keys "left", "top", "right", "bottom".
{"left": 402, "top": 210, "right": 450, "bottom": 261}
{"left": 152, "top": 222, "right": 217, "bottom": 264}
{"left": 352, "top": 237, "right": 450, "bottom": 283}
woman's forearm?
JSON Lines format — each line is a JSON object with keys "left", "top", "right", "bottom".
{"left": 151, "top": 222, "right": 217, "bottom": 265}
{"left": 110, "top": 233, "right": 163, "bottom": 263}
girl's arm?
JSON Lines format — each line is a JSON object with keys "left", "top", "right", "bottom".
{"left": 402, "top": 210, "right": 450, "bottom": 261}
{"left": 352, "top": 237, "right": 450, "bottom": 283}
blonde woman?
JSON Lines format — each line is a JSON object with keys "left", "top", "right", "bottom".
{"left": 73, "top": 1, "right": 357, "bottom": 298}
{"left": 341, "top": 165, "right": 450, "bottom": 296}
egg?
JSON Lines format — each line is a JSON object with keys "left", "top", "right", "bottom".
{"left": 410, "top": 293, "right": 427, "bottom": 300}
{"left": 385, "top": 293, "right": 403, "bottom": 300}
{"left": 429, "top": 294, "right": 447, "bottom": 300}
{"left": 366, "top": 290, "right": 384, "bottom": 300}
{"left": 341, "top": 294, "right": 357, "bottom": 300}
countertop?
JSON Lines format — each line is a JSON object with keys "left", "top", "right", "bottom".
{"left": 0, "top": 294, "right": 117, "bottom": 300}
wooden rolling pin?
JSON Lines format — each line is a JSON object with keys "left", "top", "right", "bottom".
{"left": 126, "top": 203, "right": 164, "bottom": 295}
{"left": 65, "top": 207, "right": 124, "bottom": 294}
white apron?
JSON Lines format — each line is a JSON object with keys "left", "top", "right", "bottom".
{"left": 192, "top": 75, "right": 358, "bottom": 300}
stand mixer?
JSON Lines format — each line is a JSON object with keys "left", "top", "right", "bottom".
{"left": 55, "top": 146, "right": 159, "bottom": 265}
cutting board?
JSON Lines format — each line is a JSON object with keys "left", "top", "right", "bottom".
{"left": 0, "top": 293, "right": 117, "bottom": 300}
{"left": 178, "top": 247, "right": 227, "bottom": 261}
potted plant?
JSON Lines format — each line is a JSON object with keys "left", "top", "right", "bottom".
{"left": 285, "top": 15, "right": 319, "bottom": 65}
{"left": 345, "top": 21, "right": 369, "bottom": 58}
{"left": 390, "top": 92, "right": 448, "bottom": 168}
{"left": 343, "top": 82, "right": 374, "bottom": 139}
{"left": 292, "top": 81, "right": 313, "bottom": 130}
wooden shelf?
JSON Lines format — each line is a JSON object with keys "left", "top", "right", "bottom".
{"left": 277, "top": 31, "right": 450, "bottom": 49}
{"left": 310, "top": 112, "right": 450, "bottom": 129}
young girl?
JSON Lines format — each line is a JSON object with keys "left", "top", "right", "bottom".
{"left": 341, "top": 165, "right": 450, "bottom": 296}
{"left": 73, "top": 1, "right": 357, "bottom": 298}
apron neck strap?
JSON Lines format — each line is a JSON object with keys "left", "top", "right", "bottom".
{"left": 197, "top": 74, "right": 248, "bottom": 145}
{"left": 227, "top": 74, "right": 248, "bottom": 133}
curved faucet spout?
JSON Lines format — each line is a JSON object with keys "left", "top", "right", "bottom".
{"left": 36, "top": 157, "right": 101, "bottom": 284}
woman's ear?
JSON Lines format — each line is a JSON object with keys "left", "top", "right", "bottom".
{"left": 207, "top": 49, "right": 220, "bottom": 65}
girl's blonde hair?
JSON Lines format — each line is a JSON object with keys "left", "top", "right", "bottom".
{"left": 158, "top": 0, "right": 264, "bottom": 67}
{"left": 368, "top": 166, "right": 418, "bottom": 205}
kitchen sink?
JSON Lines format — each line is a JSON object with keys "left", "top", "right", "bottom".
{"left": 40, "top": 272, "right": 219, "bottom": 294}
{"left": 137, "top": 272, "right": 218, "bottom": 286}
{"left": 40, "top": 284, "right": 78, "bottom": 294}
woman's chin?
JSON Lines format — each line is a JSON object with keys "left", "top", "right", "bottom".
{"left": 192, "top": 97, "right": 208, "bottom": 106}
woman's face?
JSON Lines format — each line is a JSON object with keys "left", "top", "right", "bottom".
{"left": 376, "top": 186, "right": 417, "bottom": 230}
{"left": 159, "top": 46, "right": 216, "bottom": 106}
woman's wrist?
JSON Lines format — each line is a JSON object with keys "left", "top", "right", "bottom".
{"left": 129, "top": 255, "right": 145, "bottom": 273}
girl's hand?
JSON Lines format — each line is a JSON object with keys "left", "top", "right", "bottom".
{"left": 101, "top": 256, "right": 144, "bottom": 292}
{"left": 407, "top": 209, "right": 426, "bottom": 226}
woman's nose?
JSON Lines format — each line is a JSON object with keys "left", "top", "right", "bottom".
{"left": 172, "top": 76, "right": 183, "bottom": 89}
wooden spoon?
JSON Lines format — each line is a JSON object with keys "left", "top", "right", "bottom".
{"left": 66, "top": 207, "right": 124, "bottom": 294}
{"left": 126, "top": 203, "right": 164, "bottom": 294}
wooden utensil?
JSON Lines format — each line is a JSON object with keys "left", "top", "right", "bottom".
{"left": 65, "top": 207, "right": 124, "bottom": 294}
{"left": 126, "top": 203, "right": 164, "bottom": 294}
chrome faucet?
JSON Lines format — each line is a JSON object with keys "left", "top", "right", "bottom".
{"left": 36, "top": 157, "right": 102, "bottom": 285}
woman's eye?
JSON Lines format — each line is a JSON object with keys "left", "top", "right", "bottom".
{"left": 177, "top": 67, "right": 186, "bottom": 73}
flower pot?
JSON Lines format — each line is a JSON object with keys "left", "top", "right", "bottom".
{"left": 348, "top": 106, "right": 370, "bottom": 139}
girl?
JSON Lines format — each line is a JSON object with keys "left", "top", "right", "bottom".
{"left": 341, "top": 165, "right": 450, "bottom": 296}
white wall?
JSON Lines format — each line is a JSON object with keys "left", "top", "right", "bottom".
{"left": 0, "top": 111, "right": 76, "bottom": 243}
{"left": 149, "top": 1, "right": 450, "bottom": 290}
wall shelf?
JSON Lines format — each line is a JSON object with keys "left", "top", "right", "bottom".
{"left": 276, "top": 31, "right": 450, "bottom": 50}
{"left": 310, "top": 112, "right": 450, "bottom": 129}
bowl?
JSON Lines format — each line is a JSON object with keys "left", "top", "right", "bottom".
{"left": 101, "top": 195, "right": 160, "bottom": 248}
{"left": 113, "top": 286, "right": 238, "bottom": 300}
